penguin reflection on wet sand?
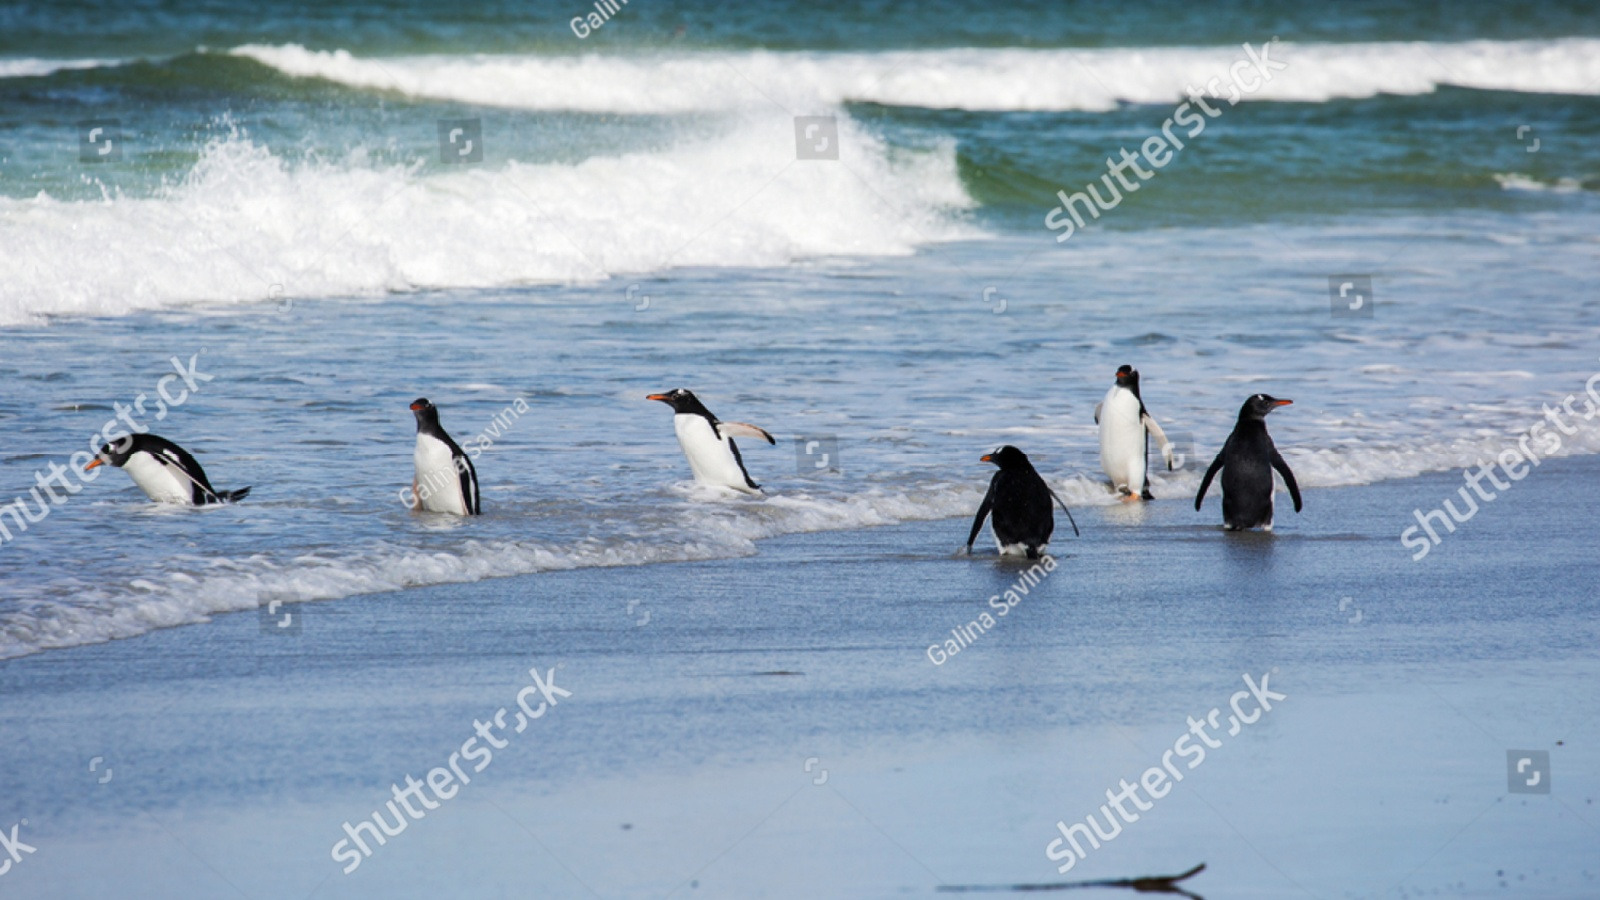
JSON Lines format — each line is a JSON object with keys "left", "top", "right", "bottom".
{"left": 1195, "top": 394, "right": 1303, "bottom": 531}
{"left": 85, "top": 433, "right": 250, "bottom": 505}
{"left": 410, "top": 398, "right": 480, "bottom": 515}
{"left": 1095, "top": 364, "right": 1175, "bottom": 501}
{"left": 647, "top": 388, "right": 775, "bottom": 494}
{"left": 965, "top": 445, "right": 1080, "bottom": 559}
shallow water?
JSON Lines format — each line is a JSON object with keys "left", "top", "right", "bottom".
{"left": 3, "top": 219, "right": 1600, "bottom": 657}
{"left": 1, "top": 462, "right": 1596, "bottom": 897}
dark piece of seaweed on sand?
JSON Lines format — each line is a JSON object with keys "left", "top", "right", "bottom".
{"left": 935, "top": 862, "right": 1206, "bottom": 897}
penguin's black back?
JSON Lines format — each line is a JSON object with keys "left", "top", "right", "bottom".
{"left": 988, "top": 466, "right": 1055, "bottom": 556}
{"left": 1219, "top": 421, "right": 1278, "bottom": 529}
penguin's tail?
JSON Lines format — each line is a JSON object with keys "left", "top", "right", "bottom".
{"left": 217, "top": 487, "right": 251, "bottom": 503}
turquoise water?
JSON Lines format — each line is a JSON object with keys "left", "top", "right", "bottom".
{"left": 8, "top": 0, "right": 1600, "bottom": 55}
{"left": 5, "top": 0, "right": 1600, "bottom": 213}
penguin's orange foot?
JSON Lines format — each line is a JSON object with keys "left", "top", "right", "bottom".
{"left": 1119, "top": 493, "right": 1143, "bottom": 503}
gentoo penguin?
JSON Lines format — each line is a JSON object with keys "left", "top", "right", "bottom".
{"left": 1094, "top": 364, "right": 1175, "bottom": 501}
{"left": 85, "top": 434, "right": 250, "bottom": 505}
{"left": 647, "top": 388, "right": 774, "bottom": 494}
{"left": 410, "top": 398, "right": 480, "bottom": 515}
{"left": 965, "top": 445, "right": 1080, "bottom": 559}
{"left": 1194, "top": 394, "right": 1303, "bottom": 530}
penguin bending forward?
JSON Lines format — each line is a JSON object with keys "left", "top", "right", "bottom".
{"left": 86, "top": 434, "right": 250, "bottom": 505}
{"left": 1094, "top": 364, "right": 1175, "bottom": 501}
{"left": 1194, "top": 394, "right": 1302, "bottom": 530}
{"left": 965, "top": 445, "right": 1079, "bottom": 559}
{"left": 647, "top": 388, "right": 774, "bottom": 494}
{"left": 410, "top": 398, "right": 480, "bottom": 515}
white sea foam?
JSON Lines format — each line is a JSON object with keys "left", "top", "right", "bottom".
{"left": 232, "top": 39, "right": 1600, "bottom": 114}
{"left": 0, "top": 57, "right": 121, "bottom": 78}
{"left": 1494, "top": 173, "right": 1589, "bottom": 193}
{"left": 0, "top": 119, "right": 974, "bottom": 324}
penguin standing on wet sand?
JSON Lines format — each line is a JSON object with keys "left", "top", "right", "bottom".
{"left": 1095, "top": 364, "right": 1175, "bottom": 501}
{"left": 965, "top": 445, "right": 1079, "bottom": 559}
{"left": 647, "top": 388, "right": 775, "bottom": 494}
{"left": 1194, "top": 394, "right": 1302, "bottom": 531}
{"left": 85, "top": 434, "right": 250, "bottom": 505}
{"left": 410, "top": 398, "right": 480, "bottom": 515}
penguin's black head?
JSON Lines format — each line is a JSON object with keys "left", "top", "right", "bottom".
{"left": 980, "top": 445, "right": 1032, "bottom": 470}
{"left": 646, "top": 388, "right": 708, "bottom": 416}
{"left": 1239, "top": 393, "right": 1293, "bottom": 420}
{"left": 1114, "top": 364, "right": 1139, "bottom": 388}
{"left": 410, "top": 397, "right": 441, "bottom": 428}
{"left": 85, "top": 436, "right": 139, "bottom": 470}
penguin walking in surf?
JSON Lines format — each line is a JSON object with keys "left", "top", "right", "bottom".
{"left": 965, "top": 445, "right": 1079, "bottom": 559}
{"left": 1094, "top": 364, "right": 1175, "bottom": 501}
{"left": 410, "top": 398, "right": 480, "bottom": 515}
{"left": 1194, "top": 394, "right": 1303, "bottom": 530}
{"left": 647, "top": 388, "right": 774, "bottom": 494}
{"left": 85, "top": 434, "right": 250, "bottom": 505}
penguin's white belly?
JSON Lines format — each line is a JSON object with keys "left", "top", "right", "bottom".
{"left": 123, "top": 452, "right": 195, "bottom": 504}
{"left": 414, "top": 434, "right": 469, "bottom": 514}
{"left": 1098, "top": 389, "right": 1146, "bottom": 492}
{"left": 674, "top": 414, "right": 757, "bottom": 493}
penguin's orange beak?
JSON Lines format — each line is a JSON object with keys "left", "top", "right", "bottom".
{"left": 979, "top": 453, "right": 994, "bottom": 463}
{"left": 1274, "top": 399, "right": 1293, "bottom": 406}
{"left": 409, "top": 401, "right": 426, "bottom": 411}
{"left": 84, "top": 458, "right": 103, "bottom": 470}
{"left": 646, "top": 393, "right": 670, "bottom": 403}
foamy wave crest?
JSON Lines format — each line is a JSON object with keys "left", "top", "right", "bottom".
{"left": 1494, "top": 173, "right": 1591, "bottom": 193}
{"left": 0, "top": 537, "right": 742, "bottom": 660}
{"left": 232, "top": 39, "right": 1600, "bottom": 113}
{"left": 0, "top": 484, "right": 986, "bottom": 660}
{"left": 0, "top": 57, "right": 121, "bottom": 79}
{"left": 0, "top": 120, "right": 974, "bottom": 324}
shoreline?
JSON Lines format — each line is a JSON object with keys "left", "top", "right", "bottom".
{"left": 6, "top": 439, "right": 1600, "bottom": 660}
{"left": 1, "top": 458, "right": 1596, "bottom": 897}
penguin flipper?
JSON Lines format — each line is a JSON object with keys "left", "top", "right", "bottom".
{"left": 217, "top": 487, "right": 250, "bottom": 503}
{"left": 1195, "top": 452, "right": 1225, "bottom": 511}
{"left": 1142, "top": 412, "right": 1175, "bottom": 471}
{"left": 1271, "top": 450, "right": 1302, "bottom": 513}
{"left": 149, "top": 443, "right": 220, "bottom": 505}
{"left": 1093, "top": 402, "right": 1102, "bottom": 425}
{"left": 1044, "top": 486, "right": 1081, "bottom": 537}
{"left": 456, "top": 451, "right": 481, "bottom": 515}
{"left": 965, "top": 483, "right": 996, "bottom": 553}
{"left": 717, "top": 422, "right": 775, "bottom": 445}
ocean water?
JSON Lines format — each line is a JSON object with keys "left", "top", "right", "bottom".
{"left": 1, "top": 1, "right": 1598, "bottom": 659}
{"left": 3, "top": 3, "right": 1600, "bottom": 897}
